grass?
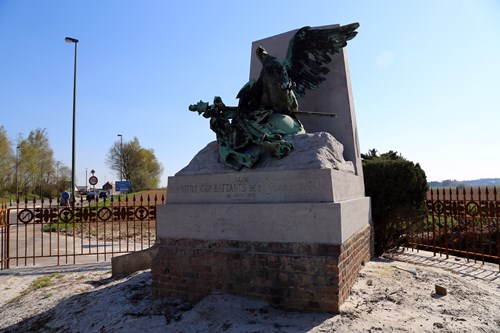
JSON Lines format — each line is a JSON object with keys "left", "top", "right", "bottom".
{"left": 8, "top": 273, "right": 64, "bottom": 303}
{"left": 42, "top": 292, "right": 53, "bottom": 299}
{"left": 43, "top": 222, "right": 75, "bottom": 232}
{"left": 70, "top": 189, "right": 167, "bottom": 208}
{"left": 1, "top": 188, "right": 166, "bottom": 207}
{"left": 29, "top": 275, "right": 53, "bottom": 290}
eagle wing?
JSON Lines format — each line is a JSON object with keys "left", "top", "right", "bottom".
{"left": 284, "top": 23, "right": 359, "bottom": 98}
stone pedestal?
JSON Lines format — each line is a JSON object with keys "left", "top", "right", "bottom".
{"left": 151, "top": 24, "right": 372, "bottom": 312}
{"left": 152, "top": 168, "right": 372, "bottom": 312}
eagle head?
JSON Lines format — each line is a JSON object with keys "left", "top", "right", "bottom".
{"left": 256, "top": 46, "right": 268, "bottom": 64}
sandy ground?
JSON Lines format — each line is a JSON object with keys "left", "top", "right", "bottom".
{"left": 0, "top": 251, "right": 499, "bottom": 333}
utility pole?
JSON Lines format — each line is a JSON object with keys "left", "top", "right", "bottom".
{"left": 117, "top": 134, "right": 123, "bottom": 181}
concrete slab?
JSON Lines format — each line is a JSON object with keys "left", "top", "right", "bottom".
{"left": 157, "top": 197, "right": 370, "bottom": 245}
{"left": 111, "top": 247, "right": 157, "bottom": 277}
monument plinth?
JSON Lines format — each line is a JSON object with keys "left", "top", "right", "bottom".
{"left": 152, "top": 24, "right": 372, "bottom": 313}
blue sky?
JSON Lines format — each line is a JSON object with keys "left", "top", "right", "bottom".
{"left": 1, "top": 0, "right": 499, "bottom": 188}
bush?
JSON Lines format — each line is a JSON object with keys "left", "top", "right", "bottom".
{"left": 362, "top": 150, "right": 428, "bottom": 255}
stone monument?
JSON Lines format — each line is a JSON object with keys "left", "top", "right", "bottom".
{"left": 152, "top": 23, "right": 372, "bottom": 313}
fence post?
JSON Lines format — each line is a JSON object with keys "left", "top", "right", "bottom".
{"left": 494, "top": 187, "right": 500, "bottom": 271}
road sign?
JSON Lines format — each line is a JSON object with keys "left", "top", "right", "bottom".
{"left": 89, "top": 176, "right": 98, "bottom": 186}
{"left": 115, "top": 180, "right": 130, "bottom": 192}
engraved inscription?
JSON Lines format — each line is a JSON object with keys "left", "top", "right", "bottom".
{"left": 169, "top": 174, "right": 326, "bottom": 201}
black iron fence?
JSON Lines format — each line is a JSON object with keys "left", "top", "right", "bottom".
{"left": 408, "top": 187, "right": 499, "bottom": 270}
{"left": 0, "top": 193, "right": 165, "bottom": 269}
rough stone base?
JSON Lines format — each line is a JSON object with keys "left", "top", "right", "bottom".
{"left": 152, "top": 224, "right": 372, "bottom": 313}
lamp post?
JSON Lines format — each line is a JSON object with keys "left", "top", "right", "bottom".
{"left": 65, "top": 36, "right": 78, "bottom": 206}
{"left": 117, "top": 134, "right": 123, "bottom": 181}
{"left": 15, "top": 145, "right": 20, "bottom": 202}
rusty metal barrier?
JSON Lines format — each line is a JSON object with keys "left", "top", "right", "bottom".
{"left": 0, "top": 193, "right": 165, "bottom": 269}
{"left": 408, "top": 187, "right": 499, "bottom": 270}
{"left": 0, "top": 201, "right": 8, "bottom": 270}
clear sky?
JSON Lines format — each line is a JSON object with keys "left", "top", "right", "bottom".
{"left": 1, "top": 0, "right": 499, "bottom": 188}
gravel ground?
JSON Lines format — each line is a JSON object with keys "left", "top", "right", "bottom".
{"left": 0, "top": 251, "right": 499, "bottom": 332}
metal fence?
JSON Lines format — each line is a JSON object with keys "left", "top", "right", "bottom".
{"left": 409, "top": 187, "right": 499, "bottom": 269}
{"left": 0, "top": 202, "right": 7, "bottom": 270}
{"left": 0, "top": 193, "right": 165, "bottom": 270}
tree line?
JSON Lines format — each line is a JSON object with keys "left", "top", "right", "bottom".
{"left": 0, "top": 126, "right": 162, "bottom": 199}
{"left": 428, "top": 178, "right": 500, "bottom": 188}
{"left": 0, "top": 127, "right": 69, "bottom": 199}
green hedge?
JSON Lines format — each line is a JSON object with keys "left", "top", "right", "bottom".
{"left": 362, "top": 151, "right": 428, "bottom": 255}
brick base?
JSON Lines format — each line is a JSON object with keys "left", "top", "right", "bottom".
{"left": 152, "top": 224, "right": 373, "bottom": 313}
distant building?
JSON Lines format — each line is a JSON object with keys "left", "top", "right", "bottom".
{"left": 102, "top": 181, "right": 114, "bottom": 193}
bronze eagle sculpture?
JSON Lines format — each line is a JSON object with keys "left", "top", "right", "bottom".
{"left": 237, "top": 23, "right": 359, "bottom": 115}
{"left": 189, "top": 23, "right": 360, "bottom": 170}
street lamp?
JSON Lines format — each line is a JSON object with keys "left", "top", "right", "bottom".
{"left": 117, "top": 134, "right": 123, "bottom": 181}
{"left": 15, "top": 145, "right": 20, "bottom": 202}
{"left": 65, "top": 36, "right": 78, "bottom": 206}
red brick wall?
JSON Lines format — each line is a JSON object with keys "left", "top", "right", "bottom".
{"left": 338, "top": 224, "right": 374, "bottom": 304}
{"left": 152, "top": 224, "right": 372, "bottom": 313}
